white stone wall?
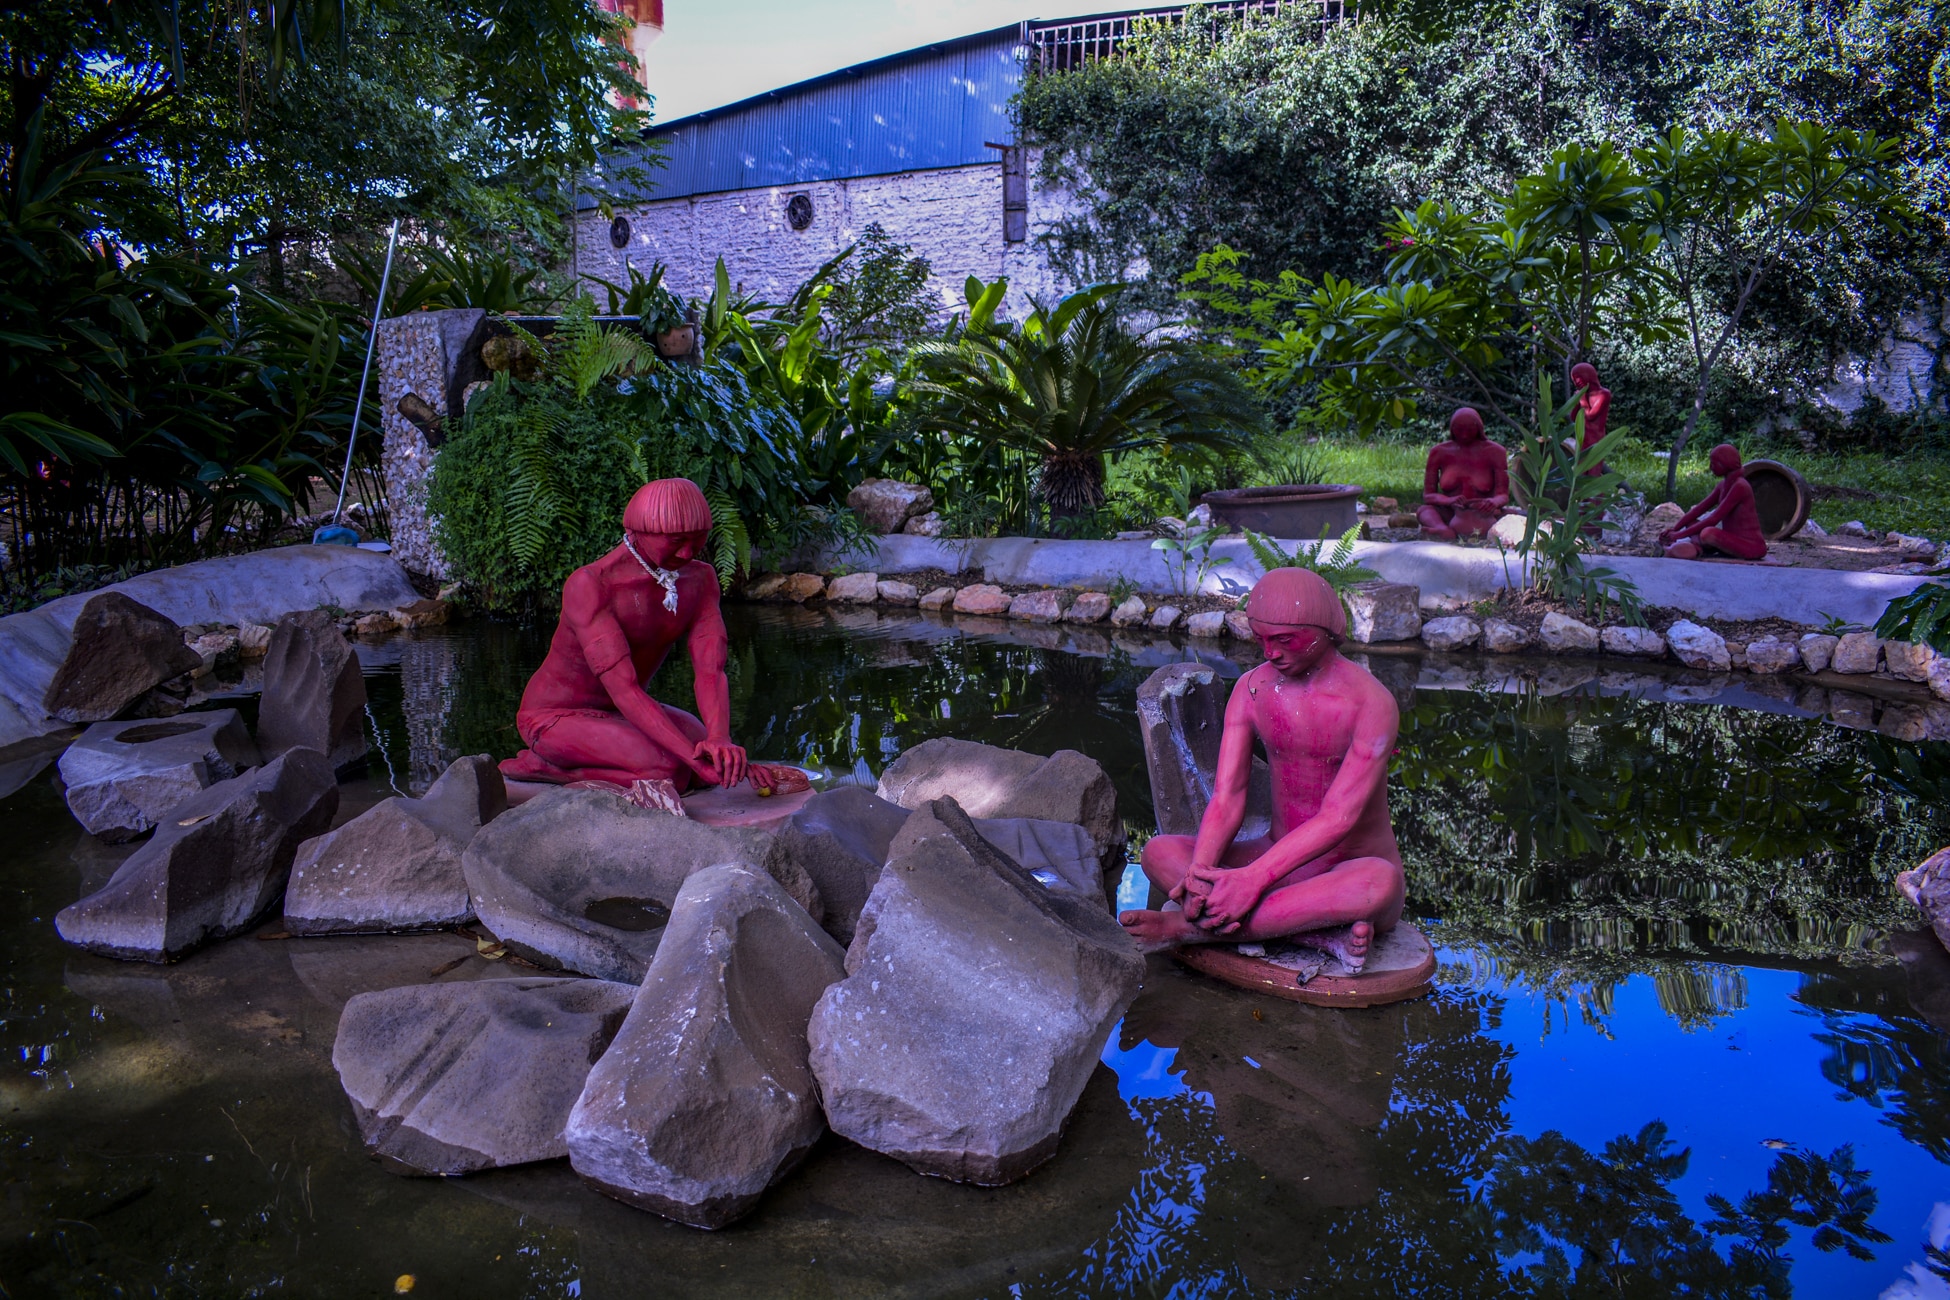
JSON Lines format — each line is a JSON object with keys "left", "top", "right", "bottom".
{"left": 1818, "top": 301, "right": 1947, "bottom": 417}
{"left": 574, "top": 160, "right": 1080, "bottom": 321}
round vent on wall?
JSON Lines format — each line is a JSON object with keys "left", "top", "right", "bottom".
{"left": 786, "top": 193, "right": 814, "bottom": 231}
{"left": 608, "top": 216, "right": 631, "bottom": 248}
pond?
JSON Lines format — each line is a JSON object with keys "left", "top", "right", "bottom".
{"left": 6, "top": 604, "right": 1950, "bottom": 1297}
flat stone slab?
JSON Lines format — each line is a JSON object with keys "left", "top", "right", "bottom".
{"left": 58, "top": 711, "right": 259, "bottom": 841}
{"left": 334, "top": 976, "right": 636, "bottom": 1175}
{"left": 1173, "top": 922, "right": 1437, "bottom": 1007}
{"left": 682, "top": 781, "right": 815, "bottom": 831}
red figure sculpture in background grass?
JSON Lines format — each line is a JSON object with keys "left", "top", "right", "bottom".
{"left": 499, "top": 477, "right": 806, "bottom": 808}
{"left": 1417, "top": 407, "right": 1510, "bottom": 541}
{"left": 1660, "top": 443, "right": 1768, "bottom": 561}
{"left": 1118, "top": 568, "right": 1406, "bottom": 971}
{"left": 1571, "top": 362, "right": 1611, "bottom": 452}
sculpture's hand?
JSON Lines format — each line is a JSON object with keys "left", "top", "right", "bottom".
{"left": 691, "top": 738, "right": 748, "bottom": 789}
{"left": 1182, "top": 862, "right": 1259, "bottom": 934}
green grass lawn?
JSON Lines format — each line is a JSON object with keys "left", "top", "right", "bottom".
{"left": 1309, "top": 437, "right": 1950, "bottom": 540}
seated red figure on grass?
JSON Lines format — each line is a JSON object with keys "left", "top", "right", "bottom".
{"left": 1118, "top": 567, "right": 1406, "bottom": 971}
{"left": 1661, "top": 443, "right": 1768, "bottom": 561}
{"left": 499, "top": 477, "right": 806, "bottom": 809}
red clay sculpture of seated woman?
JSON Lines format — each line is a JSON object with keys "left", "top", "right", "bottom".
{"left": 1416, "top": 407, "right": 1510, "bottom": 541}
{"left": 1661, "top": 443, "right": 1768, "bottom": 561}
{"left": 499, "top": 477, "right": 804, "bottom": 806}
{"left": 1118, "top": 568, "right": 1406, "bottom": 971}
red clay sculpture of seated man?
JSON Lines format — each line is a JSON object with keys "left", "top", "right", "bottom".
{"left": 1417, "top": 407, "right": 1509, "bottom": 541}
{"left": 500, "top": 477, "right": 803, "bottom": 804}
{"left": 1661, "top": 443, "right": 1768, "bottom": 561}
{"left": 1119, "top": 568, "right": 1406, "bottom": 970}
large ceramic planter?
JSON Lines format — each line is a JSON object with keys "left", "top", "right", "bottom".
{"left": 1201, "top": 484, "right": 1362, "bottom": 539}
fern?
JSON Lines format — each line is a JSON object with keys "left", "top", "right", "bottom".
{"left": 1245, "top": 524, "right": 1377, "bottom": 592}
{"left": 703, "top": 483, "right": 751, "bottom": 590}
{"left": 504, "top": 404, "right": 567, "bottom": 573}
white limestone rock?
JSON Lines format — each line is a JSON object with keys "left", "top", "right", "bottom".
{"left": 1600, "top": 626, "right": 1667, "bottom": 659}
{"left": 1345, "top": 582, "right": 1422, "bottom": 643}
{"left": 1666, "top": 620, "right": 1731, "bottom": 672}
{"left": 1799, "top": 633, "right": 1840, "bottom": 673}
{"left": 1743, "top": 637, "right": 1802, "bottom": 675}
{"left": 1832, "top": 631, "right": 1884, "bottom": 675}
{"left": 1420, "top": 616, "right": 1480, "bottom": 651}
{"left": 1538, "top": 612, "right": 1599, "bottom": 654}
{"left": 1482, "top": 619, "right": 1531, "bottom": 654}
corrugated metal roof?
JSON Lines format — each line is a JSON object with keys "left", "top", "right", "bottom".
{"left": 595, "top": 24, "right": 1025, "bottom": 205}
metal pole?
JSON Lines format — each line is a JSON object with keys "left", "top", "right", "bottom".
{"left": 328, "top": 216, "right": 401, "bottom": 530}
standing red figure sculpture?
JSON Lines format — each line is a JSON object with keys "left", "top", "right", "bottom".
{"left": 499, "top": 478, "right": 803, "bottom": 802}
{"left": 1417, "top": 407, "right": 1510, "bottom": 541}
{"left": 1119, "top": 568, "right": 1406, "bottom": 970}
{"left": 1660, "top": 443, "right": 1768, "bottom": 561}
{"left": 1570, "top": 362, "right": 1611, "bottom": 452}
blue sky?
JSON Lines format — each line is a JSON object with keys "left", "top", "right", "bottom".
{"left": 641, "top": 0, "right": 1054, "bottom": 121}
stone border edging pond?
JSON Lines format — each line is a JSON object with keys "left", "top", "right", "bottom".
{"left": 804, "top": 534, "right": 1930, "bottom": 628}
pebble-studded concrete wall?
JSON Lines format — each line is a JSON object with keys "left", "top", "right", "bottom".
{"left": 375, "top": 309, "right": 486, "bottom": 579}
{"left": 572, "top": 158, "right": 1082, "bottom": 319}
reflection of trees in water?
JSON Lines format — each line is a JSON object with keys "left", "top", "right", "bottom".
{"left": 1800, "top": 966, "right": 1950, "bottom": 1167}
{"left": 1013, "top": 981, "right": 1890, "bottom": 1297}
{"left": 1395, "top": 687, "right": 1947, "bottom": 1026}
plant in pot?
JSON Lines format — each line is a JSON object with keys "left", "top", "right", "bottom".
{"left": 593, "top": 263, "right": 696, "bottom": 359}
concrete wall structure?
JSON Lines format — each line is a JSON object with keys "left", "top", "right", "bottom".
{"left": 573, "top": 155, "right": 1079, "bottom": 318}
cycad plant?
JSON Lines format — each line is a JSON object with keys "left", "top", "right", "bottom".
{"left": 910, "top": 281, "right": 1265, "bottom": 519}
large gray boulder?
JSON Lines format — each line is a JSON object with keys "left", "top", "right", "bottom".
{"left": 877, "top": 737, "right": 1123, "bottom": 858}
{"left": 776, "top": 785, "right": 911, "bottom": 945}
{"left": 257, "top": 610, "right": 368, "bottom": 771}
{"left": 43, "top": 592, "right": 204, "bottom": 724}
{"left": 55, "top": 749, "right": 339, "bottom": 962}
{"left": 779, "top": 786, "right": 1112, "bottom": 943}
{"left": 1899, "top": 847, "right": 1950, "bottom": 956}
{"left": 58, "top": 710, "right": 260, "bottom": 841}
{"left": 284, "top": 754, "right": 504, "bottom": 935}
{"left": 566, "top": 864, "right": 847, "bottom": 1227}
{"left": 333, "top": 976, "right": 636, "bottom": 1175}
{"left": 461, "top": 787, "right": 820, "bottom": 983}
{"left": 807, "top": 799, "right": 1144, "bottom": 1185}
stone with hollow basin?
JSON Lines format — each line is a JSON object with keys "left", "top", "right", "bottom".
{"left": 461, "top": 786, "right": 819, "bottom": 982}
{"left": 58, "top": 710, "right": 259, "bottom": 841}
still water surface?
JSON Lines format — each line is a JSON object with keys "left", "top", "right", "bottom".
{"left": 6, "top": 605, "right": 1950, "bottom": 1297}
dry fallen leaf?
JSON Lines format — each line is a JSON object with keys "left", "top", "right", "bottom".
{"left": 394, "top": 1275, "right": 415, "bottom": 1294}
{"left": 176, "top": 812, "right": 214, "bottom": 827}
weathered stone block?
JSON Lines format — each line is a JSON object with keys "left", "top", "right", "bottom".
{"left": 567, "top": 865, "right": 846, "bottom": 1227}
{"left": 1063, "top": 592, "right": 1112, "bottom": 623}
{"left": 258, "top": 609, "right": 368, "bottom": 771}
{"left": 1345, "top": 583, "right": 1422, "bottom": 643}
{"left": 1008, "top": 589, "right": 1069, "bottom": 623}
{"left": 1600, "top": 626, "right": 1666, "bottom": 658}
{"left": 1832, "top": 631, "right": 1884, "bottom": 675}
{"left": 1420, "top": 616, "right": 1479, "bottom": 651}
{"left": 825, "top": 572, "right": 880, "bottom": 604}
{"left": 807, "top": 800, "right": 1143, "bottom": 1185}
{"left": 1799, "top": 633, "right": 1839, "bottom": 674}
{"left": 335, "top": 977, "right": 635, "bottom": 1175}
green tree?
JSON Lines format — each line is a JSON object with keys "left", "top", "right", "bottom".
{"left": 1636, "top": 119, "right": 1913, "bottom": 499}
{"left": 908, "top": 280, "right": 1265, "bottom": 518}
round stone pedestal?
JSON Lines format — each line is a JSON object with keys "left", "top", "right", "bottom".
{"left": 1173, "top": 921, "right": 1436, "bottom": 1007}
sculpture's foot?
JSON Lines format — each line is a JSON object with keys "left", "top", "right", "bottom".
{"left": 1118, "top": 906, "right": 1204, "bottom": 954}
{"left": 1294, "top": 921, "right": 1372, "bottom": 974}
{"left": 1663, "top": 540, "right": 1701, "bottom": 560}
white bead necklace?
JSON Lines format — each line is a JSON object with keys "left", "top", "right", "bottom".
{"left": 622, "top": 534, "right": 681, "bottom": 613}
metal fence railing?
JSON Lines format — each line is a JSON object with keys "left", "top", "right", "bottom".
{"left": 1026, "top": 1, "right": 1348, "bottom": 72}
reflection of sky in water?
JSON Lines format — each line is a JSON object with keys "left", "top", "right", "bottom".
{"left": 1097, "top": 926, "right": 1950, "bottom": 1295}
